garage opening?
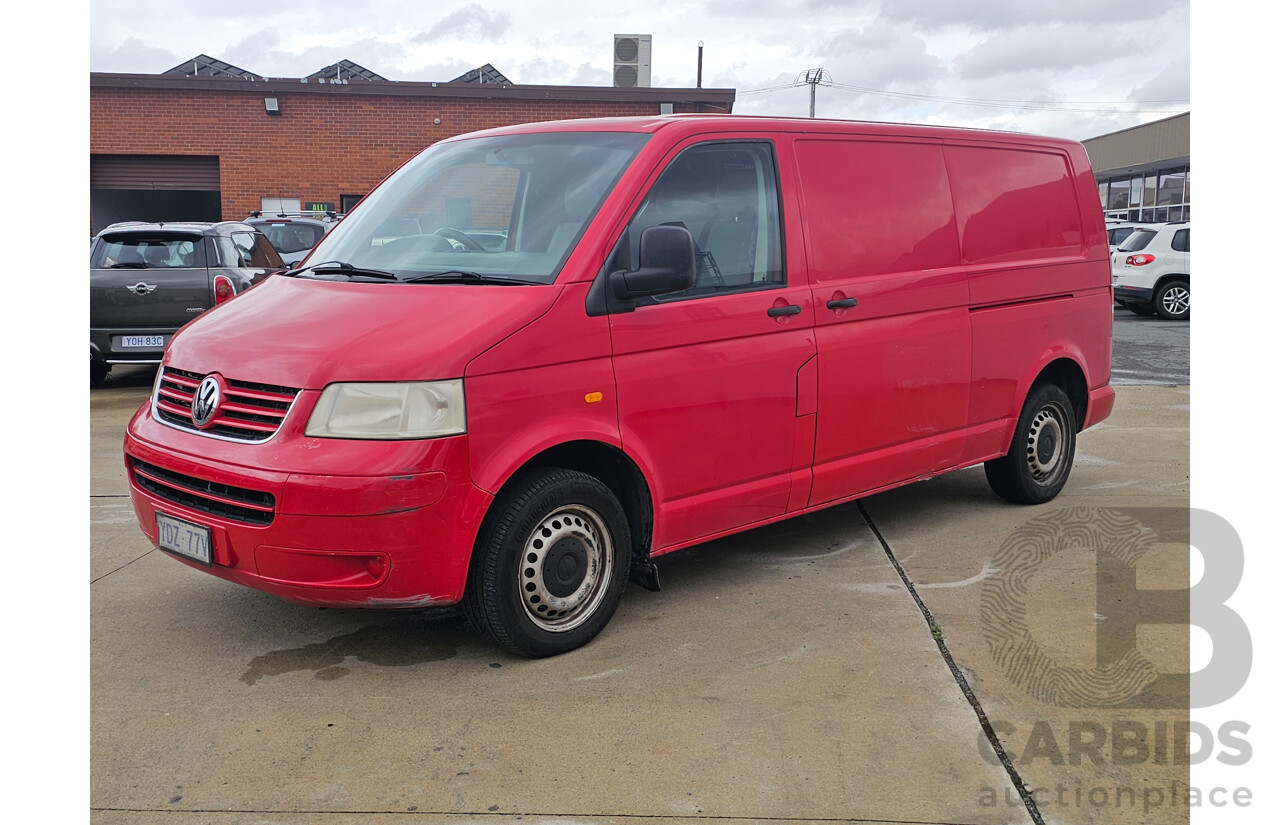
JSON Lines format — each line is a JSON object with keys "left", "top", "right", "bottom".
{"left": 91, "top": 155, "right": 221, "bottom": 235}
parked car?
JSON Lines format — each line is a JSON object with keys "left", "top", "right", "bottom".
{"left": 245, "top": 211, "right": 342, "bottom": 266}
{"left": 90, "top": 221, "right": 284, "bottom": 386}
{"left": 1111, "top": 221, "right": 1190, "bottom": 320}
{"left": 1105, "top": 220, "right": 1145, "bottom": 252}
{"left": 124, "top": 116, "right": 1114, "bottom": 657}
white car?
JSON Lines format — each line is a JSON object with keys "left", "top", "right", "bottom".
{"left": 1106, "top": 220, "right": 1143, "bottom": 252}
{"left": 1111, "top": 221, "right": 1190, "bottom": 320}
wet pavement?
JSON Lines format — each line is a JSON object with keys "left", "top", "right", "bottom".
{"left": 90, "top": 325, "right": 1190, "bottom": 825}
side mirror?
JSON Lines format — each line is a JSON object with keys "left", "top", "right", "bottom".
{"left": 609, "top": 225, "right": 696, "bottom": 300}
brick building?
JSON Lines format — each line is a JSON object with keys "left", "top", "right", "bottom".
{"left": 89, "top": 59, "right": 736, "bottom": 234}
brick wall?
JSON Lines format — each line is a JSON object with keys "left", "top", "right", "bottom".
{"left": 90, "top": 85, "right": 714, "bottom": 221}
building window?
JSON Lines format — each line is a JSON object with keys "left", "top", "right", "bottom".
{"left": 261, "top": 197, "right": 301, "bottom": 213}
{"left": 1108, "top": 179, "right": 1129, "bottom": 212}
{"left": 1157, "top": 168, "right": 1186, "bottom": 207}
{"left": 1129, "top": 177, "right": 1143, "bottom": 208}
{"left": 1100, "top": 165, "right": 1189, "bottom": 223}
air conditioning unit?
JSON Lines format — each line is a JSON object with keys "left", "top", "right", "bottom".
{"left": 614, "top": 34, "right": 652, "bottom": 88}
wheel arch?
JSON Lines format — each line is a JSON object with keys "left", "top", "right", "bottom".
{"left": 478, "top": 439, "right": 655, "bottom": 566}
{"left": 1154, "top": 272, "right": 1190, "bottom": 291}
{"left": 1030, "top": 357, "right": 1089, "bottom": 433}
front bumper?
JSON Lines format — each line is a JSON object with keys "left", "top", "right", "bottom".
{"left": 124, "top": 403, "right": 492, "bottom": 607}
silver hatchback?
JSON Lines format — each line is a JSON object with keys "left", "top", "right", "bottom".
{"left": 89, "top": 221, "right": 284, "bottom": 385}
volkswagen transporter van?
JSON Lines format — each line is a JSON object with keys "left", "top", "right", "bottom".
{"left": 124, "top": 115, "right": 1115, "bottom": 656}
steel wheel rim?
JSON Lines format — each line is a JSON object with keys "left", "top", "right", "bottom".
{"left": 1026, "top": 402, "right": 1068, "bottom": 485}
{"left": 1162, "top": 287, "right": 1189, "bottom": 316}
{"left": 519, "top": 504, "right": 614, "bottom": 633}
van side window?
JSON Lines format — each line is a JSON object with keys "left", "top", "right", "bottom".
{"left": 626, "top": 141, "right": 784, "bottom": 298}
{"left": 1172, "top": 228, "right": 1189, "bottom": 252}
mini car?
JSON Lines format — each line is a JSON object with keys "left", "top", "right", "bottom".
{"left": 90, "top": 221, "right": 284, "bottom": 386}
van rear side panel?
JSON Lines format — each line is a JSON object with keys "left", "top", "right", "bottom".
{"left": 944, "top": 144, "right": 1103, "bottom": 305}
{"left": 943, "top": 141, "right": 1112, "bottom": 447}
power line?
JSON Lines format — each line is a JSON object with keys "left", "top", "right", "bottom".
{"left": 827, "top": 82, "right": 1187, "bottom": 114}
{"left": 737, "top": 79, "right": 1188, "bottom": 115}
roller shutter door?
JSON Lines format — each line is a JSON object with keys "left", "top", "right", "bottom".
{"left": 91, "top": 155, "right": 220, "bottom": 190}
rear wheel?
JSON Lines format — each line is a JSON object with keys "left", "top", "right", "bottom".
{"left": 1155, "top": 280, "right": 1189, "bottom": 320}
{"left": 463, "top": 468, "right": 630, "bottom": 657}
{"left": 985, "top": 384, "right": 1077, "bottom": 504}
{"left": 91, "top": 360, "right": 110, "bottom": 388}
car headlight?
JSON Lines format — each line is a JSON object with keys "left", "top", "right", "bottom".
{"left": 305, "top": 380, "right": 466, "bottom": 439}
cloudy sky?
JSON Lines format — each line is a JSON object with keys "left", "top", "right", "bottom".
{"left": 89, "top": 0, "right": 1189, "bottom": 141}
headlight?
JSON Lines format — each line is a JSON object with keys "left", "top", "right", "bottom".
{"left": 305, "top": 380, "right": 466, "bottom": 439}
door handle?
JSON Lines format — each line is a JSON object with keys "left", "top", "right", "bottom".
{"left": 826, "top": 297, "right": 859, "bottom": 310}
{"left": 767, "top": 304, "right": 802, "bottom": 317}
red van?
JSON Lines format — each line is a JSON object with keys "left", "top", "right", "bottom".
{"left": 124, "top": 115, "right": 1114, "bottom": 656}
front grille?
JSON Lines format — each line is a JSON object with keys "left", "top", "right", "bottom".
{"left": 155, "top": 367, "right": 300, "bottom": 442}
{"left": 132, "top": 459, "right": 275, "bottom": 525}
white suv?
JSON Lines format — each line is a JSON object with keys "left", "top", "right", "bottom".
{"left": 1111, "top": 222, "right": 1190, "bottom": 320}
{"left": 1106, "top": 220, "right": 1142, "bottom": 252}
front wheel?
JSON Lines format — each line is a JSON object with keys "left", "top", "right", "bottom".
{"left": 985, "top": 384, "right": 1078, "bottom": 504}
{"left": 1155, "top": 280, "right": 1189, "bottom": 320}
{"left": 463, "top": 468, "right": 630, "bottom": 657}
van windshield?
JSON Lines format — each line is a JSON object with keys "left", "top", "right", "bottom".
{"left": 303, "top": 132, "right": 649, "bottom": 284}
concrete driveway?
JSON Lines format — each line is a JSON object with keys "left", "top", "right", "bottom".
{"left": 91, "top": 369, "right": 1189, "bottom": 825}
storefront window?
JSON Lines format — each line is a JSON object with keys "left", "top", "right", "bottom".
{"left": 1108, "top": 179, "right": 1129, "bottom": 211}
{"left": 1157, "top": 168, "right": 1186, "bottom": 207}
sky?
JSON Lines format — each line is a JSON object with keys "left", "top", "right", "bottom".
{"left": 87, "top": 0, "right": 1190, "bottom": 141}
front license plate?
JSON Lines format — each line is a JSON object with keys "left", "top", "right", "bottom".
{"left": 121, "top": 334, "right": 166, "bottom": 348}
{"left": 156, "top": 511, "right": 213, "bottom": 565}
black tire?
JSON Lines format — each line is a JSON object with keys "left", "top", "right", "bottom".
{"left": 1124, "top": 302, "right": 1156, "bottom": 316}
{"left": 1154, "top": 280, "right": 1189, "bottom": 320}
{"left": 91, "top": 361, "right": 110, "bottom": 388}
{"left": 463, "top": 468, "right": 630, "bottom": 657}
{"left": 984, "top": 384, "right": 1077, "bottom": 504}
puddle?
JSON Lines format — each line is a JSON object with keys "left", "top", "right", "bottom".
{"left": 241, "top": 616, "right": 464, "bottom": 685}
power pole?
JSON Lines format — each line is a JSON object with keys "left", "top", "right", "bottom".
{"left": 804, "top": 68, "right": 826, "bottom": 117}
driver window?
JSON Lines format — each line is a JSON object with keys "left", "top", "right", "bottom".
{"left": 626, "top": 141, "right": 784, "bottom": 298}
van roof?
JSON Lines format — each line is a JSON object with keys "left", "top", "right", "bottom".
{"left": 447, "top": 114, "right": 1083, "bottom": 150}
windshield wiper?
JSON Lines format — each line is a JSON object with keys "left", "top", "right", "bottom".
{"left": 401, "top": 270, "right": 539, "bottom": 286}
{"left": 109, "top": 262, "right": 147, "bottom": 269}
{"left": 293, "top": 260, "right": 399, "bottom": 281}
